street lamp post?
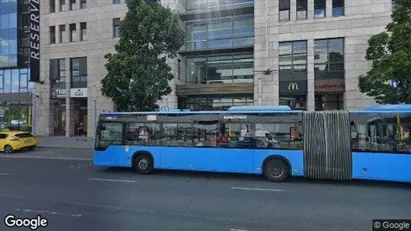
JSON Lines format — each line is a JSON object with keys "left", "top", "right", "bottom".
{"left": 31, "top": 88, "right": 36, "bottom": 136}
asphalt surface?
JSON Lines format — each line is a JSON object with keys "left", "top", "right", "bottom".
{"left": 0, "top": 148, "right": 410, "bottom": 231}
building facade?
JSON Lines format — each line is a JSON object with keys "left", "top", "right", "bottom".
{"left": 35, "top": 0, "right": 396, "bottom": 137}
{"left": 0, "top": 0, "right": 33, "bottom": 131}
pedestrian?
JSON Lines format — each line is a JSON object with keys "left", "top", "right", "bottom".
{"left": 76, "top": 121, "right": 85, "bottom": 141}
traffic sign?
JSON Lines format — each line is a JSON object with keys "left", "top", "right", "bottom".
{"left": 160, "top": 106, "right": 169, "bottom": 112}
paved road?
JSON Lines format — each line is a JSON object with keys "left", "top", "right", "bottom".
{"left": 0, "top": 149, "right": 410, "bottom": 231}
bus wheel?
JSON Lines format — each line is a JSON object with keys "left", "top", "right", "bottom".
{"left": 263, "top": 158, "right": 289, "bottom": 182}
{"left": 133, "top": 154, "right": 154, "bottom": 175}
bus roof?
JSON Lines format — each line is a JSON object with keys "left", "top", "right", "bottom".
{"left": 227, "top": 106, "right": 293, "bottom": 111}
{"left": 100, "top": 107, "right": 301, "bottom": 116}
{"left": 362, "top": 104, "right": 411, "bottom": 112}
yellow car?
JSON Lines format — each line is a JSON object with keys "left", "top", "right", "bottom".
{"left": 0, "top": 131, "right": 37, "bottom": 153}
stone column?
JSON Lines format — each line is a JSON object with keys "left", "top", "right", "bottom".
{"left": 55, "top": 0, "right": 60, "bottom": 12}
{"left": 326, "top": 0, "right": 333, "bottom": 18}
{"left": 64, "top": 58, "right": 72, "bottom": 137}
{"left": 306, "top": 39, "right": 315, "bottom": 111}
{"left": 290, "top": 0, "right": 297, "bottom": 21}
{"left": 307, "top": 0, "right": 314, "bottom": 19}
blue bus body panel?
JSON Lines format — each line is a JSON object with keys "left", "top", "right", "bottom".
{"left": 193, "top": 148, "right": 254, "bottom": 173}
{"left": 352, "top": 152, "right": 411, "bottom": 183}
{"left": 253, "top": 150, "right": 304, "bottom": 176}
{"left": 94, "top": 145, "right": 127, "bottom": 167}
{"left": 94, "top": 146, "right": 304, "bottom": 176}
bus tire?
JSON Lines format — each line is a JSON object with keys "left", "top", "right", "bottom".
{"left": 263, "top": 158, "right": 289, "bottom": 182}
{"left": 133, "top": 153, "right": 154, "bottom": 175}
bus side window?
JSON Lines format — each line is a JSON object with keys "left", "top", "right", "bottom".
{"left": 97, "top": 122, "right": 123, "bottom": 149}
{"left": 125, "top": 123, "right": 145, "bottom": 146}
{"left": 219, "top": 122, "right": 253, "bottom": 149}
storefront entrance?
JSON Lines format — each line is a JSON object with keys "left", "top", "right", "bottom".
{"left": 73, "top": 99, "right": 87, "bottom": 136}
{"left": 53, "top": 100, "right": 66, "bottom": 136}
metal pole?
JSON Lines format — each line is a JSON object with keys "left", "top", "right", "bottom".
{"left": 31, "top": 88, "right": 36, "bottom": 136}
{"left": 93, "top": 99, "right": 97, "bottom": 138}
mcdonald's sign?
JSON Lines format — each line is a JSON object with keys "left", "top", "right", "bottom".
{"left": 279, "top": 80, "right": 307, "bottom": 93}
{"left": 288, "top": 83, "right": 299, "bottom": 90}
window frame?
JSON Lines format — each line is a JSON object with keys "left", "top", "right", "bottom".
{"left": 113, "top": 18, "right": 120, "bottom": 38}
{"left": 296, "top": 0, "right": 308, "bottom": 20}
{"left": 279, "top": 0, "right": 291, "bottom": 22}
{"left": 69, "top": 23, "right": 77, "bottom": 42}
{"left": 314, "top": 38, "right": 345, "bottom": 80}
{"left": 332, "top": 0, "right": 344, "bottom": 17}
{"left": 279, "top": 40, "right": 308, "bottom": 80}
{"left": 80, "top": 22, "right": 87, "bottom": 41}
{"left": 314, "top": 0, "right": 326, "bottom": 19}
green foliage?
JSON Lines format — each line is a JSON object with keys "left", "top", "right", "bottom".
{"left": 358, "top": 0, "right": 411, "bottom": 104}
{"left": 101, "top": 0, "right": 185, "bottom": 111}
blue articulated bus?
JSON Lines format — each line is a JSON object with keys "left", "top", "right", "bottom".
{"left": 94, "top": 105, "right": 411, "bottom": 183}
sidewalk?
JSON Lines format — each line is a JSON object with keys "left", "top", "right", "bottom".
{"left": 36, "top": 136, "right": 94, "bottom": 149}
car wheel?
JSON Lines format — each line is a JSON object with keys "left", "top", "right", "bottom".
{"left": 263, "top": 158, "right": 289, "bottom": 182}
{"left": 4, "top": 145, "right": 13, "bottom": 153}
{"left": 133, "top": 154, "right": 154, "bottom": 175}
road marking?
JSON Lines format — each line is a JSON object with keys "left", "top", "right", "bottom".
{"left": 231, "top": 186, "right": 285, "bottom": 192}
{"left": 88, "top": 178, "right": 137, "bottom": 183}
{"left": 230, "top": 229, "right": 248, "bottom": 231}
{"left": 16, "top": 208, "right": 82, "bottom": 218}
{"left": 0, "top": 172, "right": 12, "bottom": 176}
{"left": 0, "top": 156, "right": 92, "bottom": 161}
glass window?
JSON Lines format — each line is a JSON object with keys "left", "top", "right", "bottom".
{"left": 314, "top": 38, "right": 344, "bottom": 80}
{"left": 218, "top": 122, "right": 253, "bottom": 149}
{"left": 113, "top": 18, "right": 120, "bottom": 38}
{"left": 186, "top": 0, "right": 253, "bottom": 11}
{"left": 279, "top": 0, "right": 290, "bottom": 22}
{"left": 187, "top": 57, "right": 207, "bottom": 84}
{"left": 315, "top": 94, "right": 343, "bottom": 111}
{"left": 113, "top": 0, "right": 120, "bottom": 4}
{"left": 350, "top": 113, "right": 411, "bottom": 154}
{"left": 186, "top": 53, "right": 253, "bottom": 85}
{"left": 193, "top": 115, "right": 218, "bottom": 147}
{"left": 20, "top": 73, "right": 28, "bottom": 89}
{"left": 80, "top": 22, "right": 86, "bottom": 41}
{"left": 232, "top": 54, "right": 253, "bottom": 83}
{"left": 185, "top": 15, "right": 253, "bottom": 51}
{"left": 80, "top": 0, "right": 86, "bottom": 8}
{"left": 279, "top": 41, "right": 307, "bottom": 80}
{"left": 59, "top": 0, "right": 66, "bottom": 11}
{"left": 69, "top": 0, "right": 76, "bottom": 10}
{"left": 297, "top": 0, "right": 307, "bottom": 20}
{"left": 69, "top": 23, "right": 76, "bottom": 42}
{"left": 161, "top": 123, "right": 193, "bottom": 147}
{"left": 49, "top": 26, "right": 56, "bottom": 44}
{"left": 125, "top": 123, "right": 161, "bottom": 146}
{"left": 180, "top": 95, "right": 254, "bottom": 111}
{"left": 70, "top": 57, "right": 87, "bottom": 88}
{"left": 11, "top": 69, "right": 19, "bottom": 93}
{"left": 97, "top": 122, "right": 123, "bottom": 149}
{"left": 0, "top": 72, "right": 3, "bottom": 93}
{"left": 255, "top": 122, "right": 303, "bottom": 149}
{"left": 177, "top": 59, "right": 182, "bottom": 80}
{"left": 332, "top": 0, "right": 344, "bottom": 17}
{"left": 3, "top": 70, "right": 11, "bottom": 93}
{"left": 314, "top": 0, "right": 326, "bottom": 18}
{"left": 50, "top": 0, "right": 56, "bottom": 13}
{"left": 392, "top": 0, "right": 398, "bottom": 10}
{"left": 59, "top": 25, "right": 66, "bottom": 43}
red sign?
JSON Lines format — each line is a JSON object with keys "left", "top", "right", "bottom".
{"left": 315, "top": 83, "right": 345, "bottom": 88}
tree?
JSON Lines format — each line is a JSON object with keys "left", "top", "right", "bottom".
{"left": 101, "top": 0, "right": 185, "bottom": 111}
{"left": 358, "top": 0, "right": 411, "bottom": 104}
